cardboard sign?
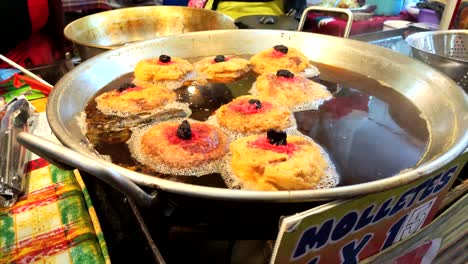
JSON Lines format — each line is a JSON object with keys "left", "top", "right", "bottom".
{"left": 362, "top": 193, "right": 468, "bottom": 263}
{"left": 271, "top": 153, "right": 467, "bottom": 264}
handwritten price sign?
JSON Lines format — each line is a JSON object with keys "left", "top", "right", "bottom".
{"left": 271, "top": 155, "right": 467, "bottom": 264}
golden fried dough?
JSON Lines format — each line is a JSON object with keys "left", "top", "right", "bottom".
{"left": 95, "top": 83, "right": 176, "bottom": 117}
{"left": 250, "top": 45, "right": 311, "bottom": 75}
{"left": 194, "top": 55, "right": 250, "bottom": 83}
{"left": 229, "top": 135, "right": 329, "bottom": 191}
{"left": 133, "top": 121, "right": 229, "bottom": 169}
{"left": 134, "top": 55, "right": 195, "bottom": 90}
{"left": 215, "top": 95, "right": 292, "bottom": 133}
{"left": 254, "top": 71, "right": 332, "bottom": 109}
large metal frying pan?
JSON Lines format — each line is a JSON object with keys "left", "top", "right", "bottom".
{"left": 64, "top": 6, "right": 236, "bottom": 60}
{"left": 18, "top": 30, "right": 468, "bottom": 207}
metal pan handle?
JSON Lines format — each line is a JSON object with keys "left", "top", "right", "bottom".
{"left": 297, "top": 6, "right": 354, "bottom": 38}
{"left": 16, "top": 132, "right": 157, "bottom": 207}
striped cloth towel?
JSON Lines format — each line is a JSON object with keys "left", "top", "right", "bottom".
{"left": 0, "top": 159, "right": 111, "bottom": 264}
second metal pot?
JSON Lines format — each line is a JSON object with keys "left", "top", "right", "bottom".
{"left": 64, "top": 6, "right": 236, "bottom": 60}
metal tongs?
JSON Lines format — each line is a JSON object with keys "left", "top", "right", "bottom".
{"left": 0, "top": 54, "right": 56, "bottom": 208}
{"left": 0, "top": 54, "right": 51, "bottom": 207}
{"left": 0, "top": 97, "right": 32, "bottom": 207}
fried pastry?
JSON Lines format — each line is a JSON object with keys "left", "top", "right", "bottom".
{"left": 134, "top": 55, "right": 195, "bottom": 90}
{"left": 128, "top": 120, "right": 229, "bottom": 175}
{"left": 95, "top": 82, "right": 176, "bottom": 117}
{"left": 194, "top": 55, "right": 250, "bottom": 83}
{"left": 250, "top": 45, "right": 319, "bottom": 76}
{"left": 253, "top": 69, "right": 332, "bottom": 111}
{"left": 228, "top": 130, "right": 338, "bottom": 191}
{"left": 214, "top": 95, "right": 293, "bottom": 134}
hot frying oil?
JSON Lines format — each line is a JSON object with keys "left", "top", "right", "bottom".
{"left": 85, "top": 63, "right": 428, "bottom": 188}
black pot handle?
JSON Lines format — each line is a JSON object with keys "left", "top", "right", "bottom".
{"left": 17, "top": 132, "right": 157, "bottom": 207}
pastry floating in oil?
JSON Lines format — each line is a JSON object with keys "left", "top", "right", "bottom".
{"left": 127, "top": 119, "right": 229, "bottom": 176}
{"left": 211, "top": 95, "right": 294, "bottom": 137}
{"left": 250, "top": 45, "right": 320, "bottom": 77}
{"left": 134, "top": 55, "right": 197, "bottom": 90}
{"left": 225, "top": 129, "right": 339, "bottom": 191}
{"left": 251, "top": 69, "right": 332, "bottom": 111}
{"left": 194, "top": 55, "right": 250, "bottom": 83}
{"left": 95, "top": 82, "right": 177, "bottom": 117}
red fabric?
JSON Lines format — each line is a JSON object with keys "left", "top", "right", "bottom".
{"left": 25, "top": 158, "right": 49, "bottom": 173}
{"left": 13, "top": 73, "right": 52, "bottom": 95}
{"left": 28, "top": 0, "right": 49, "bottom": 33}
{"left": 188, "top": 0, "right": 206, "bottom": 8}
{"left": 394, "top": 241, "right": 433, "bottom": 264}
{"left": 61, "top": 0, "right": 111, "bottom": 12}
{"left": 0, "top": 0, "right": 63, "bottom": 68}
{"left": 303, "top": 12, "right": 414, "bottom": 37}
{"left": 0, "top": 33, "right": 57, "bottom": 68}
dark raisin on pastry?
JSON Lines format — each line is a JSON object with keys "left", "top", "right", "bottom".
{"left": 276, "top": 69, "right": 295, "bottom": 78}
{"left": 248, "top": 99, "right": 262, "bottom": 109}
{"left": 159, "top": 55, "right": 171, "bottom": 63}
{"left": 214, "top": 55, "right": 226, "bottom": 63}
{"left": 117, "top": 82, "right": 136, "bottom": 92}
{"left": 267, "top": 129, "right": 287, "bottom": 146}
{"left": 273, "top": 45, "right": 288, "bottom": 54}
{"left": 177, "top": 120, "right": 192, "bottom": 140}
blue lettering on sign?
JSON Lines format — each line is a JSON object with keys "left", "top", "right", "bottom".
{"left": 307, "top": 256, "right": 320, "bottom": 264}
{"left": 290, "top": 165, "right": 459, "bottom": 261}
{"left": 372, "top": 197, "right": 393, "bottom": 223}
{"left": 432, "top": 166, "right": 457, "bottom": 194}
{"left": 354, "top": 204, "right": 375, "bottom": 231}
{"left": 340, "top": 234, "right": 373, "bottom": 264}
{"left": 331, "top": 211, "right": 358, "bottom": 241}
{"left": 389, "top": 187, "right": 415, "bottom": 216}
{"left": 381, "top": 214, "right": 408, "bottom": 250}
{"left": 406, "top": 180, "right": 429, "bottom": 207}
{"left": 419, "top": 174, "right": 441, "bottom": 201}
{"left": 293, "top": 219, "right": 334, "bottom": 259}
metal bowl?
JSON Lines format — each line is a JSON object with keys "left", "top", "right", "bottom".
{"left": 64, "top": 6, "right": 236, "bottom": 60}
{"left": 406, "top": 30, "right": 468, "bottom": 90}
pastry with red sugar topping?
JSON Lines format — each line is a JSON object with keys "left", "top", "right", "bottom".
{"left": 250, "top": 45, "right": 319, "bottom": 76}
{"left": 134, "top": 55, "right": 196, "bottom": 90}
{"left": 214, "top": 95, "right": 293, "bottom": 134}
{"left": 252, "top": 69, "right": 332, "bottom": 111}
{"left": 227, "top": 129, "right": 338, "bottom": 191}
{"left": 194, "top": 55, "right": 250, "bottom": 83}
{"left": 95, "top": 82, "right": 176, "bottom": 117}
{"left": 127, "top": 120, "right": 229, "bottom": 175}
